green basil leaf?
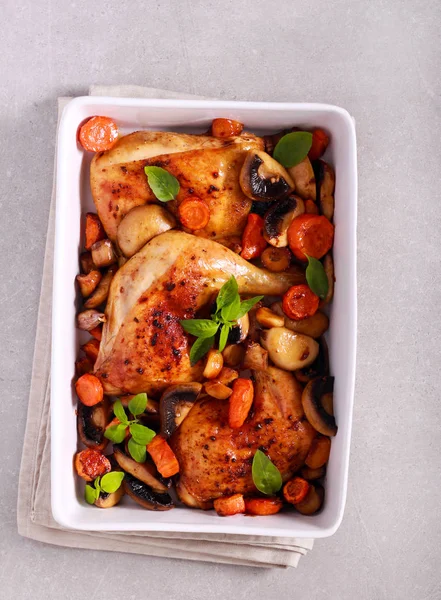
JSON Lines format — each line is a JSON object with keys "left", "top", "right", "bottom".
{"left": 216, "top": 276, "right": 239, "bottom": 313}
{"left": 218, "top": 324, "right": 230, "bottom": 353}
{"left": 179, "top": 319, "right": 219, "bottom": 339}
{"left": 236, "top": 296, "right": 264, "bottom": 319}
{"left": 129, "top": 423, "right": 156, "bottom": 446}
{"left": 100, "top": 471, "right": 125, "bottom": 494}
{"left": 113, "top": 400, "right": 128, "bottom": 424}
{"left": 127, "top": 393, "right": 148, "bottom": 417}
{"left": 190, "top": 335, "right": 215, "bottom": 366}
{"left": 273, "top": 132, "right": 313, "bottom": 168}
{"left": 144, "top": 166, "right": 180, "bottom": 202}
{"left": 104, "top": 423, "right": 128, "bottom": 444}
{"left": 252, "top": 449, "right": 283, "bottom": 495}
{"left": 128, "top": 437, "right": 147, "bottom": 463}
{"left": 221, "top": 294, "right": 241, "bottom": 322}
{"left": 85, "top": 484, "right": 98, "bottom": 505}
{"left": 305, "top": 255, "right": 329, "bottom": 299}
{"left": 94, "top": 476, "right": 101, "bottom": 492}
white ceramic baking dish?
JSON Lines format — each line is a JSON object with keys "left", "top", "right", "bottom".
{"left": 52, "top": 97, "right": 357, "bottom": 537}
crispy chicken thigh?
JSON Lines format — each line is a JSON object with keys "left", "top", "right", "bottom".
{"left": 90, "top": 130, "right": 263, "bottom": 241}
{"left": 94, "top": 231, "right": 298, "bottom": 395}
{"left": 170, "top": 367, "right": 316, "bottom": 506}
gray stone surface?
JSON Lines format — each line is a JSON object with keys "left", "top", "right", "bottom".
{"left": 1, "top": 0, "right": 440, "bottom": 598}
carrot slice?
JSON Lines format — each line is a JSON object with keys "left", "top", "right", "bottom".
{"left": 304, "top": 199, "right": 319, "bottom": 215}
{"left": 211, "top": 118, "right": 244, "bottom": 138}
{"left": 305, "top": 436, "right": 331, "bottom": 469}
{"left": 282, "top": 284, "right": 320, "bottom": 320}
{"left": 178, "top": 197, "right": 210, "bottom": 230}
{"left": 214, "top": 494, "right": 246, "bottom": 516}
{"left": 261, "top": 247, "right": 291, "bottom": 272}
{"left": 74, "top": 448, "right": 111, "bottom": 482}
{"left": 283, "top": 477, "right": 311, "bottom": 505}
{"left": 85, "top": 213, "right": 106, "bottom": 250}
{"left": 75, "top": 373, "right": 104, "bottom": 406}
{"left": 228, "top": 378, "right": 254, "bottom": 428}
{"left": 81, "top": 338, "right": 101, "bottom": 363}
{"left": 89, "top": 325, "right": 103, "bottom": 341}
{"left": 308, "top": 129, "right": 330, "bottom": 161}
{"left": 147, "top": 435, "right": 179, "bottom": 477}
{"left": 79, "top": 116, "right": 119, "bottom": 152}
{"left": 287, "top": 214, "right": 334, "bottom": 262}
{"left": 240, "top": 213, "right": 267, "bottom": 260}
{"left": 245, "top": 497, "right": 283, "bottom": 515}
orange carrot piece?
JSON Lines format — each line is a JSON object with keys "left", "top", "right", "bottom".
{"left": 211, "top": 118, "right": 244, "bottom": 138}
{"left": 74, "top": 448, "right": 111, "bottom": 482}
{"left": 245, "top": 497, "right": 283, "bottom": 515}
{"left": 240, "top": 213, "right": 267, "bottom": 260}
{"left": 214, "top": 494, "right": 246, "bottom": 516}
{"left": 304, "top": 199, "right": 319, "bottom": 215}
{"left": 282, "top": 284, "right": 320, "bottom": 321}
{"left": 81, "top": 338, "right": 100, "bottom": 363}
{"left": 283, "top": 477, "right": 311, "bottom": 505}
{"left": 260, "top": 247, "right": 291, "bottom": 272}
{"left": 308, "top": 129, "right": 330, "bottom": 161}
{"left": 75, "top": 373, "right": 104, "bottom": 407}
{"left": 85, "top": 213, "right": 106, "bottom": 250}
{"left": 89, "top": 325, "right": 103, "bottom": 341}
{"left": 228, "top": 378, "right": 254, "bottom": 429}
{"left": 147, "top": 435, "right": 180, "bottom": 477}
{"left": 178, "top": 197, "right": 210, "bottom": 230}
{"left": 79, "top": 116, "right": 119, "bottom": 152}
{"left": 287, "top": 214, "right": 334, "bottom": 262}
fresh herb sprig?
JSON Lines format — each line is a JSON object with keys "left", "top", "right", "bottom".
{"left": 85, "top": 471, "right": 125, "bottom": 505}
{"left": 273, "top": 131, "right": 313, "bottom": 168}
{"left": 305, "top": 254, "right": 329, "bottom": 299}
{"left": 179, "top": 276, "right": 263, "bottom": 365}
{"left": 144, "top": 166, "right": 180, "bottom": 202}
{"left": 252, "top": 449, "right": 282, "bottom": 495}
{"left": 104, "top": 393, "right": 156, "bottom": 463}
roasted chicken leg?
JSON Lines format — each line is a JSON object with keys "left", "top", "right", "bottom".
{"left": 94, "top": 231, "right": 299, "bottom": 395}
{"left": 170, "top": 367, "right": 316, "bottom": 506}
{"left": 90, "top": 130, "right": 263, "bottom": 241}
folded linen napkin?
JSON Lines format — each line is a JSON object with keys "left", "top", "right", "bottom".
{"left": 17, "top": 85, "right": 314, "bottom": 568}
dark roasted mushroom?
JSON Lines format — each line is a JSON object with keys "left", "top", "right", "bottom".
{"left": 160, "top": 382, "right": 202, "bottom": 438}
{"left": 302, "top": 376, "right": 337, "bottom": 436}
{"left": 240, "top": 150, "right": 294, "bottom": 201}
{"left": 113, "top": 444, "right": 171, "bottom": 493}
{"left": 300, "top": 465, "right": 326, "bottom": 481}
{"left": 294, "top": 337, "right": 329, "bottom": 383}
{"left": 314, "top": 160, "right": 335, "bottom": 221}
{"left": 294, "top": 483, "right": 324, "bottom": 515}
{"left": 227, "top": 313, "right": 249, "bottom": 344}
{"left": 264, "top": 195, "right": 305, "bottom": 247}
{"left": 77, "top": 397, "right": 110, "bottom": 450}
{"left": 94, "top": 486, "right": 125, "bottom": 508}
{"left": 123, "top": 473, "right": 174, "bottom": 511}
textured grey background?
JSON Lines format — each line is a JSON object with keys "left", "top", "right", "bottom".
{"left": 1, "top": 0, "right": 440, "bottom": 598}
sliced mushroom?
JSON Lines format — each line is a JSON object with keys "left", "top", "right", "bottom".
{"left": 314, "top": 160, "right": 335, "bottom": 221}
{"left": 320, "top": 254, "right": 334, "bottom": 306}
{"left": 302, "top": 376, "right": 337, "bottom": 436}
{"left": 264, "top": 195, "right": 305, "bottom": 247}
{"left": 113, "top": 444, "right": 170, "bottom": 493}
{"left": 84, "top": 266, "right": 117, "bottom": 309}
{"left": 271, "top": 302, "right": 329, "bottom": 338}
{"left": 159, "top": 382, "right": 202, "bottom": 438}
{"left": 123, "top": 473, "right": 174, "bottom": 511}
{"left": 94, "top": 486, "right": 125, "bottom": 508}
{"left": 227, "top": 313, "right": 249, "bottom": 344}
{"left": 117, "top": 204, "right": 177, "bottom": 258}
{"left": 77, "top": 397, "right": 110, "bottom": 450}
{"left": 300, "top": 465, "right": 326, "bottom": 481}
{"left": 240, "top": 150, "right": 294, "bottom": 201}
{"left": 91, "top": 239, "right": 117, "bottom": 268}
{"left": 294, "top": 337, "right": 329, "bottom": 382}
{"left": 260, "top": 327, "right": 319, "bottom": 371}
{"left": 294, "top": 483, "right": 324, "bottom": 515}
{"left": 288, "top": 157, "right": 316, "bottom": 200}
{"left": 76, "top": 310, "right": 106, "bottom": 331}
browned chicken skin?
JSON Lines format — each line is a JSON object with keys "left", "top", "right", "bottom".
{"left": 170, "top": 367, "right": 316, "bottom": 505}
{"left": 90, "top": 130, "right": 263, "bottom": 241}
{"left": 94, "top": 231, "right": 299, "bottom": 395}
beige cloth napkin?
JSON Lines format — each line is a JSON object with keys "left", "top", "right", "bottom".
{"left": 17, "top": 85, "right": 314, "bottom": 568}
